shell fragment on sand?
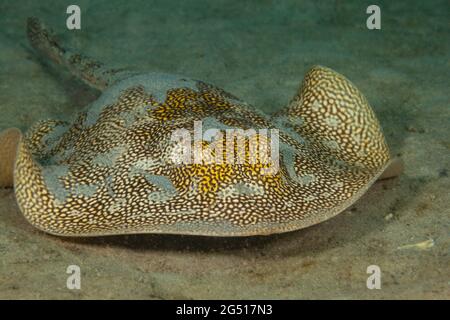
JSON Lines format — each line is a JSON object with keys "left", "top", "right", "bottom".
{"left": 397, "top": 239, "right": 435, "bottom": 251}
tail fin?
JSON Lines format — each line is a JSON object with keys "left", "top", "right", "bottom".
{"left": 27, "top": 17, "right": 67, "bottom": 66}
{"left": 27, "top": 17, "right": 134, "bottom": 91}
{"left": 281, "top": 66, "right": 390, "bottom": 171}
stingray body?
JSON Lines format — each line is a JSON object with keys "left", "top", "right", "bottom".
{"left": 3, "top": 18, "right": 399, "bottom": 237}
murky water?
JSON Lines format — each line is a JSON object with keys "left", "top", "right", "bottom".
{"left": 0, "top": 0, "right": 448, "bottom": 299}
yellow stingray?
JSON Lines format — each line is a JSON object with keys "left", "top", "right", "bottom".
{"left": 0, "top": 18, "right": 402, "bottom": 237}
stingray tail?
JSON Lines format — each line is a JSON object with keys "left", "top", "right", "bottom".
{"left": 27, "top": 17, "right": 134, "bottom": 91}
{"left": 279, "top": 65, "right": 390, "bottom": 172}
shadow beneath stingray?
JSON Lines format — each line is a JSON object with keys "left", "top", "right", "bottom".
{"left": 56, "top": 225, "right": 288, "bottom": 254}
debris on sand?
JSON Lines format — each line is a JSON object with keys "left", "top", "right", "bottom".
{"left": 397, "top": 239, "right": 435, "bottom": 251}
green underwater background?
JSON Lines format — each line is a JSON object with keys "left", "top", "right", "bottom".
{"left": 0, "top": 0, "right": 448, "bottom": 299}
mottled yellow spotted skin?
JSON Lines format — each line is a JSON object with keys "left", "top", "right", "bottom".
{"left": 14, "top": 18, "right": 391, "bottom": 237}
{"left": 168, "top": 134, "right": 282, "bottom": 196}
{"left": 150, "top": 82, "right": 239, "bottom": 121}
{"left": 285, "top": 67, "right": 389, "bottom": 170}
{"left": 14, "top": 66, "right": 390, "bottom": 237}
